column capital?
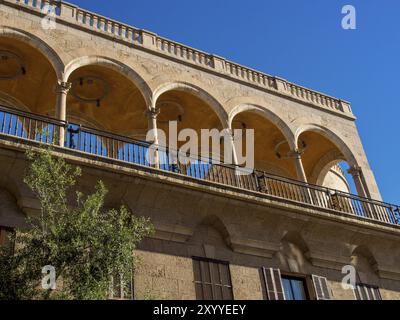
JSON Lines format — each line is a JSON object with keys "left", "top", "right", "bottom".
{"left": 222, "top": 128, "right": 235, "bottom": 138}
{"left": 347, "top": 165, "right": 362, "bottom": 177}
{"left": 55, "top": 81, "right": 72, "bottom": 94}
{"left": 288, "top": 149, "right": 308, "bottom": 183}
{"left": 287, "top": 149, "right": 303, "bottom": 159}
{"left": 146, "top": 108, "right": 160, "bottom": 120}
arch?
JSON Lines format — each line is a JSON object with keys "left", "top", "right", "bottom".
{"left": 281, "top": 231, "right": 310, "bottom": 255}
{"left": 0, "top": 171, "right": 28, "bottom": 208}
{"left": 0, "top": 90, "right": 29, "bottom": 111}
{"left": 278, "top": 231, "right": 311, "bottom": 274}
{"left": 229, "top": 104, "right": 296, "bottom": 150}
{"left": 295, "top": 124, "right": 358, "bottom": 166}
{"left": 351, "top": 245, "right": 380, "bottom": 285}
{"left": 352, "top": 245, "right": 378, "bottom": 268}
{"left": 64, "top": 56, "right": 152, "bottom": 106}
{"left": 309, "top": 149, "right": 345, "bottom": 185}
{"left": 190, "top": 214, "right": 232, "bottom": 249}
{"left": 0, "top": 26, "right": 64, "bottom": 79}
{"left": 0, "top": 187, "right": 27, "bottom": 228}
{"left": 255, "top": 161, "right": 292, "bottom": 177}
{"left": 153, "top": 82, "right": 229, "bottom": 129}
{"left": 67, "top": 112, "right": 106, "bottom": 131}
{"left": 316, "top": 162, "right": 351, "bottom": 193}
{"left": 201, "top": 215, "right": 231, "bottom": 242}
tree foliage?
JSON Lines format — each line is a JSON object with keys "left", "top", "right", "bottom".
{"left": 0, "top": 147, "right": 153, "bottom": 300}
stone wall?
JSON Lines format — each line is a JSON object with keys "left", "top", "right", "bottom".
{"left": 0, "top": 143, "right": 399, "bottom": 300}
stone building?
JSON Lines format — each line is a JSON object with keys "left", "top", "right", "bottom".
{"left": 0, "top": 0, "right": 399, "bottom": 300}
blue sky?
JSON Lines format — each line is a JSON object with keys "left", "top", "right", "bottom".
{"left": 70, "top": 0, "right": 400, "bottom": 204}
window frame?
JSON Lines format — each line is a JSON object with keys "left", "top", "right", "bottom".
{"left": 192, "top": 256, "right": 234, "bottom": 301}
{"left": 280, "top": 271, "right": 315, "bottom": 300}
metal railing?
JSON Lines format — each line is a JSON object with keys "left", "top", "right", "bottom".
{"left": 0, "top": 105, "right": 399, "bottom": 227}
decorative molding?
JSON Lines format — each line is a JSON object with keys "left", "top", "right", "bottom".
{"left": 150, "top": 222, "right": 193, "bottom": 243}
{"left": 17, "top": 196, "right": 41, "bottom": 211}
{"left": 146, "top": 107, "right": 160, "bottom": 120}
{"left": 376, "top": 265, "right": 400, "bottom": 281}
{"left": 55, "top": 80, "right": 72, "bottom": 95}
{"left": 348, "top": 165, "right": 362, "bottom": 177}
{"left": 230, "top": 236, "right": 281, "bottom": 258}
{"left": 306, "top": 251, "right": 352, "bottom": 271}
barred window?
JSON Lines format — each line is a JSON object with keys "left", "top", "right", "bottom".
{"left": 109, "top": 271, "right": 133, "bottom": 300}
{"left": 193, "top": 257, "right": 233, "bottom": 300}
{"left": 354, "top": 284, "right": 382, "bottom": 300}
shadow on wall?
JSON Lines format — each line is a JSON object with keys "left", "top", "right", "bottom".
{"left": 0, "top": 188, "right": 28, "bottom": 229}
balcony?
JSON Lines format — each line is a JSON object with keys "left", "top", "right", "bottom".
{"left": 2, "top": 0, "right": 353, "bottom": 119}
{"left": 0, "top": 104, "right": 399, "bottom": 228}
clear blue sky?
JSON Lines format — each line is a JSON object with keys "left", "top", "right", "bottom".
{"left": 70, "top": 0, "right": 400, "bottom": 204}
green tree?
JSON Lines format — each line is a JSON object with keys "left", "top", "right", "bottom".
{"left": 0, "top": 147, "right": 153, "bottom": 300}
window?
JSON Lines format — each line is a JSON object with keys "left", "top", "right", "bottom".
{"left": 262, "top": 268, "right": 332, "bottom": 300}
{"left": 354, "top": 284, "right": 382, "bottom": 300}
{"left": 282, "top": 276, "right": 308, "bottom": 300}
{"left": 193, "top": 257, "right": 233, "bottom": 300}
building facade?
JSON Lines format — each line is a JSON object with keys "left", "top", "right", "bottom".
{"left": 0, "top": 0, "right": 399, "bottom": 300}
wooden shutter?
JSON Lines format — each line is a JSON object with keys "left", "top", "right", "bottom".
{"left": 262, "top": 268, "right": 285, "bottom": 300}
{"left": 354, "top": 285, "right": 362, "bottom": 300}
{"left": 312, "top": 275, "right": 332, "bottom": 300}
{"left": 371, "top": 287, "right": 382, "bottom": 300}
{"left": 354, "top": 284, "right": 381, "bottom": 300}
{"left": 355, "top": 285, "right": 369, "bottom": 300}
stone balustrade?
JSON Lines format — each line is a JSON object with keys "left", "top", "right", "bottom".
{"left": 74, "top": 7, "right": 142, "bottom": 44}
{"left": 223, "top": 60, "right": 276, "bottom": 89}
{"left": 283, "top": 82, "right": 351, "bottom": 113}
{"left": 4, "top": 0, "right": 353, "bottom": 117}
{"left": 155, "top": 37, "right": 213, "bottom": 68}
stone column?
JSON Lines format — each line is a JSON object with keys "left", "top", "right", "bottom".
{"left": 287, "top": 149, "right": 315, "bottom": 205}
{"left": 225, "top": 129, "right": 244, "bottom": 189}
{"left": 289, "top": 150, "right": 308, "bottom": 183}
{"left": 146, "top": 108, "right": 159, "bottom": 144}
{"left": 146, "top": 107, "right": 160, "bottom": 167}
{"left": 55, "top": 81, "right": 71, "bottom": 147}
{"left": 348, "top": 165, "right": 368, "bottom": 198}
{"left": 224, "top": 129, "right": 238, "bottom": 166}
